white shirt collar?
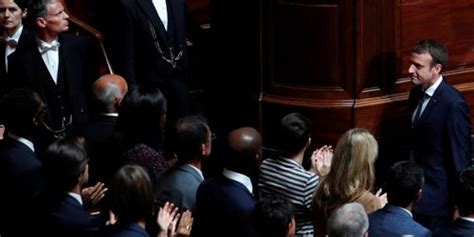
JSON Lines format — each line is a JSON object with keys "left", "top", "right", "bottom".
{"left": 460, "top": 216, "right": 474, "bottom": 223}
{"left": 185, "top": 163, "right": 204, "bottom": 180}
{"left": 222, "top": 168, "right": 253, "bottom": 194}
{"left": 68, "top": 192, "right": 83, "bottom": 206}
{"left": 8, "top": 133, "right": 34, "bottom": 152}
{"left": 424, "top": 75, "right": 443, "bottom": 97}
{"left": 5, "top": 24, "right": 23, "bottom": 43}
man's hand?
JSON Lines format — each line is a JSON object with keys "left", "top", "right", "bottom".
{"left": 81, "top": 182, "right": 107, "bottom": 207}
{"left": 310, "top": 145, "right": 333, "bottom": 176}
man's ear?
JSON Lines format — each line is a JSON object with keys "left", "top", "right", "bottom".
{"left": 22, "top": 9, "right": 27, "bottom": 18}
{"left": 416, "top": 189, "right": 422, "bottom": 201}
{"left": 36, "top": 17, "right": 46, "bottom": 28}
{"left": 433, "top": 63, "right": 442, "bottom": 74}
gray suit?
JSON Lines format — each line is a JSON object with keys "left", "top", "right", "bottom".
{"left": 155, "top": 164, "right": 204, "bottom": 211}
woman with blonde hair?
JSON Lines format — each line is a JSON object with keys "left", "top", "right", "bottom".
{"left": 312, "top": 128, "right": 386, "bottom": 237}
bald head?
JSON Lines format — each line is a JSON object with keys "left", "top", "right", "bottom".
{"left": 226, "top": 127, "right": 262, "bottom": 174}
{"left": 93, "top": 74, "right": 128, "bottom": 113}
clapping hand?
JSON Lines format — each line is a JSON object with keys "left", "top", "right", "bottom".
{"left": 311, "top": 145, "right": 333, "bottom": 176}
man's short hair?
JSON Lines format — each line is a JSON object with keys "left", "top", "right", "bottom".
{"left": 456, "top": 165, "right": 474, "bottom": 216}
{"left": 327, "top": 202, "right": 368, "bottom": 237}
{"left": 254, "top": 196, "right": 294, "bottom": 237}
{"left": 385, "top": 161, "right": 424, "bottom": 207}
{"left": 411, "top": 39, "right": 448, "bottom": 69}
{"left": 278, "top": 113, "right": 311, "bottom": 157}
{"left": 173, "top": 115, "right": 210, "bottom": 163}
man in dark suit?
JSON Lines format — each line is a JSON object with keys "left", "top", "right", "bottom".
{"left": 434, "top": 165, "right": 474, "bottom": 237}
{"left": 82, "top": 74, "right": 127, "bottom": 186}
{"left": 369, "top": 161, "right": 430, "bottom": 237}
{"left": 41, "top": 136, "right": 102, "bottom": 237}
{"left": 0, "top": 89, "right": 47, "bottom": 237}
{"left": 155, "top": 115, "right": 211, "bottom": 212}
{"left": 108, "top": 0, "right": 191, "bottom": 122}
{"left": 408, "top": 39, "right": 471, "bottom": 232}
{"left": 0, "top": 0, "right": 33, "bottom": 98}
{"left": 9, "top": 0, "right": 98, "bottom": 144}
{"left": 192, "top": 127, "right": 262, "bottom": 237}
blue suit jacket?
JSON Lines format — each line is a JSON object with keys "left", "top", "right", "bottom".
{"left": 409, "top": 80, "right": 471, "bottom": 217}
{"left": 369, "top": 204, "right": 431, "bottom": 237}
{"left": 433, "top": 218, "right": 474, "bottom": 237}
{"left": 102, "top": 222, "right": 149, "bottom": 237}
{"left": 155, "top": 163, "right": 204, "bottom": 212}
{"left": 0, "top": 138, "right": 45, "bottom": 236}
{"left": 192, "top": 175, "right": 257, "bottom": 237}
{"left": 43, "top": 194, "right": 101, "bottom": 237}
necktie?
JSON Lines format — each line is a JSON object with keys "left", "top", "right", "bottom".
{"left": 414, "top": 93, "right": 430, "bottom": 122}
{"left": 39, "top": 41, "right": 60, "bottom": 53}
{"left": 0, "top": 37, "right": 17, "bottom": 48}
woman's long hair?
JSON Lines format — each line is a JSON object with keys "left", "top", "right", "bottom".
{"left": 313, "top": 128, "right": 378, "bottom": 216}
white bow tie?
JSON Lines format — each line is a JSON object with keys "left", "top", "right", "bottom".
{"left": 39, "top": 41, "right": 60, "bottom": 53}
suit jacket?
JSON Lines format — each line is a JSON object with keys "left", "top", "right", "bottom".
{"left": 433, "top": 218, "right": 474, "bottom": 237}
{"left": 111, "top": 0, "right": 188, "bottom": 86}
{"left": 409, "top": 79, "right": 471, "bottom": 217}
{"left": 155, "top": 163, "right": 204, "bottom": 211}
{"left": 82, "top": 115, "right": 121, "bottom": 185}
{"left": 109, "top": 0, "right": 191, "bottom": 119}
{"left": 0, "top": 26, "right": 35, "bottom": 98}
{"left": 192, "top": 175, "right": 257, "bottom": 237}
{"left": 368, "top": 204, "right": 431, "bottom": 237}
{"left": 102, "top": 222, "right": 149, "bottom": 237}
{"left": 42, "top": 194, "right": 101, "bottom": 237}
{"left": 0, "top": 138, "right": 45, "bottom": 237}
{"left": 9, "top": 34, "right": 97, "bottom": 132}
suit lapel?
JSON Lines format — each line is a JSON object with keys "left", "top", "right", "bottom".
{"left": 415, "top": 80, "right": 445, "bottom": 125}
{"left": 137, "top": 0, "right": 170, "bottom": 48}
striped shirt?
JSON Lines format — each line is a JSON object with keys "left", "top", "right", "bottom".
{"left": 259, "top": 157, "right": 320, "bottom": 237}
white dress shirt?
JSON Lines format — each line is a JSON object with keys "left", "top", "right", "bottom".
{"left": 37, "top": 38, "right": 60, "bottom": 84}
{"left": 412, "top": 75, "right": 443, "bottom": 122}
{"left": 152, "top": 0, "right": 168, "bottom": 31}
{"left": 3, "top": 24, "right": 23, "bottom": 72}
{"left": 222, "top": 168, "right": 253, "bottom": 194}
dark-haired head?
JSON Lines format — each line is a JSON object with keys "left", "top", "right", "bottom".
{"left": 411, "top": 39, "right": 448, "bottom": 70}
{"left": 117, "top": 85, "right": 167, "bottom": 150}
{"left": 0, "top": 88, "right": 46, "bottom": 138}
{"left": 173, "top": 115, "right": 211, "bottom": 164}
{"left": 109, "top": 164, "right": 155, "bottom": 224}
{"left": 456, "top": 165, "right": 474, "bottom": 217}
{"left": 43, "top": 136, "right": 89, "bottom": 193}
{"left": 278, "top": 113, "right": 311, "bottom": 157}
{"left": 254, "top": 196, "right": 295, "bottom": 237}
{"left": 385, "top": 160, "right": 424, "bottom": 208}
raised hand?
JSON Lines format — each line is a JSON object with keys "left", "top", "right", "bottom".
{"left": 311, "top": 145, "right": 333, "bottom": 176}
{"left": 81, "top": 182, "right": 107, "bottom": 207}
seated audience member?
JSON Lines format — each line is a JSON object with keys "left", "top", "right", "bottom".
{"left": 312, "top": 128, "right": 387, "bottom": 237}
{"left": 115, "top": 86, "right": 169, "bottom": 191}
{"left": 434, "top": 165, "right": 474, "bottom": 237}
{"left": 41, "top": 136, "right": 105, "bottom": 237}
{"left": 259, "top": 112, "right": 333, "bottom": 236}
{"left": 0, "top": 88, "right": 47, "bottom": 237}
{"left": 192, "top": 127, "right": 262, "bottom": 237}
{"left": 327, "top": 202, "right": 369, "bottom": 237}
{"left": 155, "top": 115, "right": 212, "bottom": 212}
{"left": 104, "top": 164, "right": 193, "bottom": 237}
{"left": 83, "top": 74, "right": 128, "bottom": 186}
{"left": 369, "top": 161, "right": 430, "bottom": 237}
{"left": 254, "top": 196, "right": 296, "bottom": 237}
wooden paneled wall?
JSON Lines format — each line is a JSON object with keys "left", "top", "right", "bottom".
{"left": 259, "top": 0, "right": 474, "bottom": 166}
